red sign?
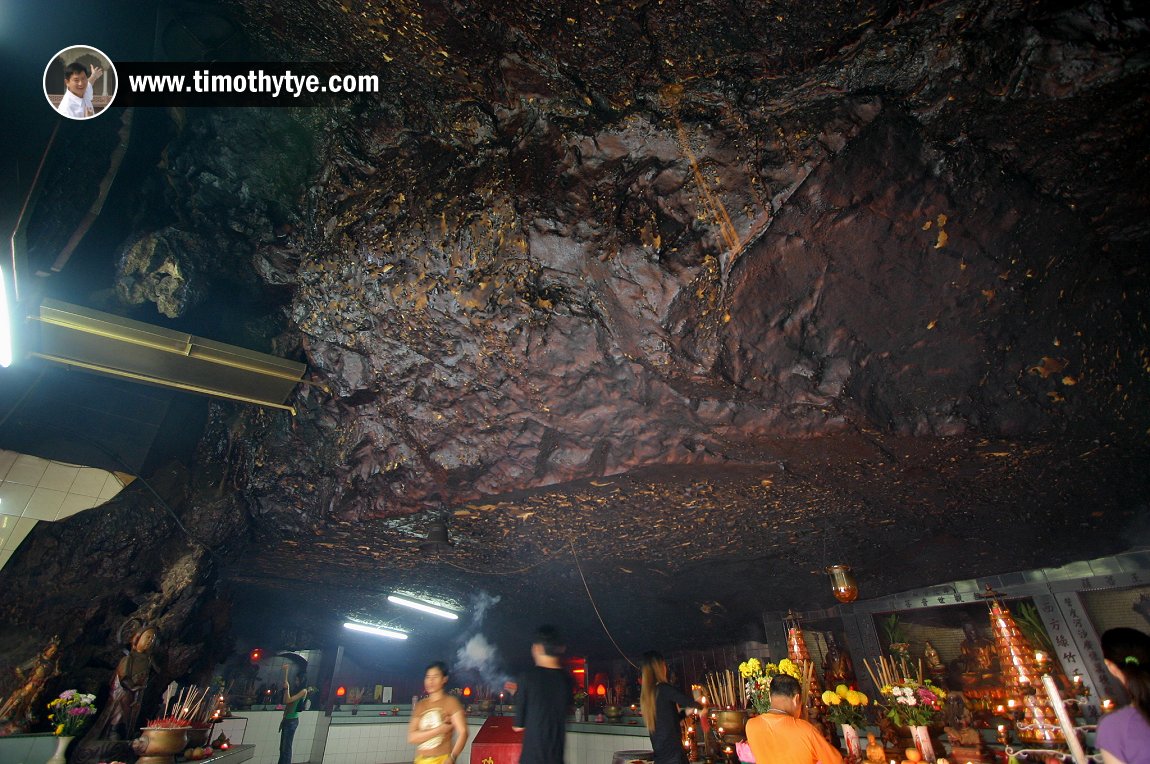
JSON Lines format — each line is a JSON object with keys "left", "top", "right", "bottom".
{"left": 469, "top": 716, "right": 522, "bottom": 764}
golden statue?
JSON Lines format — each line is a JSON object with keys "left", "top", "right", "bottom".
{"left": 865, "top": 731, "right": 886, "bottom": 763}
{"left": 958, "top": 622, "right": 998, "bottom": 688}
{"left": 822, "top": 632, "right": 856, "bottom": 687}
{"left": 923, "top": 640, "right": 947, "bottom": 687}
{"left": 0, "top": 636, "right": 61, "bottom": 734}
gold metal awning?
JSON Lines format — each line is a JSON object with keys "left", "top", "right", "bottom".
{"left": 30, "top": 299, "right": 307, "bottom": 414}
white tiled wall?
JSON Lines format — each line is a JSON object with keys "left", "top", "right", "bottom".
{"left": 0, "top": 732, "right": 59, "bottom": 763}
{"left": 240, "top": 710, "right": 323, "bottom": 764}
{"left": 563, "top": 730, "right": 652, "bottom": 764}
{"left": 234, "top": 712, "right": 651, "bottom": 764}
{"left": 0, "top": 449, "right": 128, "bottom": 573}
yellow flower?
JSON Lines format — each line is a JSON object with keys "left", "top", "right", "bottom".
{"left": 835, "top": 684, "right": 850, "bottom": 698}
{"left": 821, "top": 690, "right": 839, "bottom": 705}
{"left": 55, "top": 724, "right": 65, "bottom": 736}
{"left": 846, "top": 690, "right": 866, "bottom": 706}
{"left": 777, "top": 659, "right": 800, "bottom": 678}
{"left": 739, "top": 658, "right": 761, "bottom": 678}
{"left": 856, "top": 691, "right": 869, "bottom": 706}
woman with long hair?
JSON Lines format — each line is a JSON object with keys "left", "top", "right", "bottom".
{"left": 639, "top": 651, "right": 699, "bottom": 764}
{"left": 1098, "top": 627, "right": 1150, "bottom": 764}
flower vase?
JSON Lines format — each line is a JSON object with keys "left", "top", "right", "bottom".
{"left": 46, "top": 735, "right": 73, "bottom": 764}
{"left": 840, "top": 725, "right": 861, "bottom": 762}
{"left": 909, "top": 725, "right": 935, "bottom": 762}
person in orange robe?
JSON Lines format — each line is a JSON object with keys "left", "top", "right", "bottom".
{"left": 744, "top": 675, "right": 843, "bottom": 764}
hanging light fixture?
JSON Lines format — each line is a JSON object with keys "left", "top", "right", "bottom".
{"left": 825, "top": 565, "right": 859, "bottom": 603}
{"left": 420, "top": 515, "right": 452, "bottom": 555}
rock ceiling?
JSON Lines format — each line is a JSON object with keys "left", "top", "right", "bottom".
{"left": 5, "top": 0, "right": 1150, "bottom": 669}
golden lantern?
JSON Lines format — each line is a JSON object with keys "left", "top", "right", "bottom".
{"left": 826, "top": 565, "right": 859, "bottom": 603}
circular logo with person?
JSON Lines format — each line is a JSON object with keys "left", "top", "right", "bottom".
{"left": 44, "top": 45, "right": 118, "bottom": 120}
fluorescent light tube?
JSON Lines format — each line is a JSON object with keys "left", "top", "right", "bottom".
{"left": 387, "top": 594, "right": 459, "bottom": 620}
{"left": 343, "top": 621, "right": 408, "bottom": 640}
{"left": 0, "top": 264, "right": 11, "bottom": 368}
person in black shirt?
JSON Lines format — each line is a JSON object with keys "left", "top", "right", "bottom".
{"left": 513, "top": 625, "right": 572, "bottom": 764}
{"left": 639, "top": 651, "right": 699, "bottom": 764}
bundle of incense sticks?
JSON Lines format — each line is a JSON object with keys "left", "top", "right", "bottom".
{"left": 799, "top": 660, "right": 814, "bottom": 718}
{"left": 704, "top": 670, "right": 740, "bottom": 708}
{"left": 162, "top": 684, "right": 215, "bottom": 723}
{"left": 861, "top": 655, "right": 920, "bottom": 690}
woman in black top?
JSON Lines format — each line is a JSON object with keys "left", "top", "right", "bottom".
{"left": 640, "top": 651, "right": 699, "bottom": 764}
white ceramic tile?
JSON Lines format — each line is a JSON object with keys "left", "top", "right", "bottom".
{"left": 5, "top": 454, "right": 49, "bottom": 486}
{"left": 39, "top": 462, "right": 80, "bottom": 492}
{"left": 0, "top": 515, "right": 14, "bottom": 546}
{"left": 24, "top": 487, "right": 67, "bottom": 520}
{"left": 71, "top": 467, "right": 109, "bottom": 497}
{"left": 0, "top": 450, "right": 17, "bottom": 480}
{"left": 100, "top": 473, "right": 126, "bottom": 500}
{"left": 57, "top": 493, "right": 99, "bottom": 519}
{"left": 0, "top": 481, "right": 35, "bottom": 516}
{"left": 4, "top": 517, "right": 39, "bottom": 550}
{"left": 0, "top": 549, "right": 11, "bottom": 570}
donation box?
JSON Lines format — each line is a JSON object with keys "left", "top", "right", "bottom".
{"left": 470, "top": 716, "right": 522, "bottom": 764}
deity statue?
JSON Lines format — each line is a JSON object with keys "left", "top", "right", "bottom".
{"left": 958, "top": 621, "right": 998, "bottom": 689}
{"left": 923, "top": 640, "right": 947, "bottom": 687}
{"left": 944, "top": 723, "right": 991, "bottom": 762}
{"left": 876, "top": 713, "right": 900, "bottom": 750}
{"left": 865, "top": 731, "right": 886, "bottom": 763}
{"left": 0, "top": 635, "right": 61, "bottom": 735}
{"left": 943, "top": 688, "right": 972, "bottom": 728}
{"left": 822, "top": 632, "right": 856, "bottom": 687}
{"left": 92, "top": 624, "right": 159, "bottom": 740}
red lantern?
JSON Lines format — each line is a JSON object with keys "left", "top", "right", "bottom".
{"left": 336, "top": 686, "right": 346, "bottom": 697}
{"left": 249, "top": 648, "right": 263, "bottom": 663}
{"left": 463, "top": 687, "right": 472, "bottom": 697}
{"left": 596, "top": 684, "right": 607, "bottom": 696}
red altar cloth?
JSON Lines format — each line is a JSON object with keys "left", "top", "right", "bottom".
{"left": 469, "top": 716, "right": 523, "bottom": 764}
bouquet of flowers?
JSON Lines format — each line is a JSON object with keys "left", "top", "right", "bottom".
{"left": 737, "top": 658, "right": 802, "bottom": 713}
{"left": 47, "top": 689, "right": 97, "bottom": 737}
{"left": 877, "top": 679, "right": 946, "bottom": 727}
{"left": 820, "top": 684, "right": 870, "bottom": 728}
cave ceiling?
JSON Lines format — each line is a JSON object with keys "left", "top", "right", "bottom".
{"left": 7, "top": 0, "right": 1150, "bottom": 665}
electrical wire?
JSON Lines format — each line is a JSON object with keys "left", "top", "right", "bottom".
{"left": 568, "top": 536, "right": 637, "bottom": 669}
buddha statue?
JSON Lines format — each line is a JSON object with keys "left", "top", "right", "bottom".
{"left": 865, "top": 731, "right": 886, "bottom": 763}
{"left": 923, "top": 640, "right": 947, "bottom": 687}
{"left": 823, "top": 632, "right": 856, "bottom": 688}
{"left": 958, "top": 621, "right": 998, "bottom": 689}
